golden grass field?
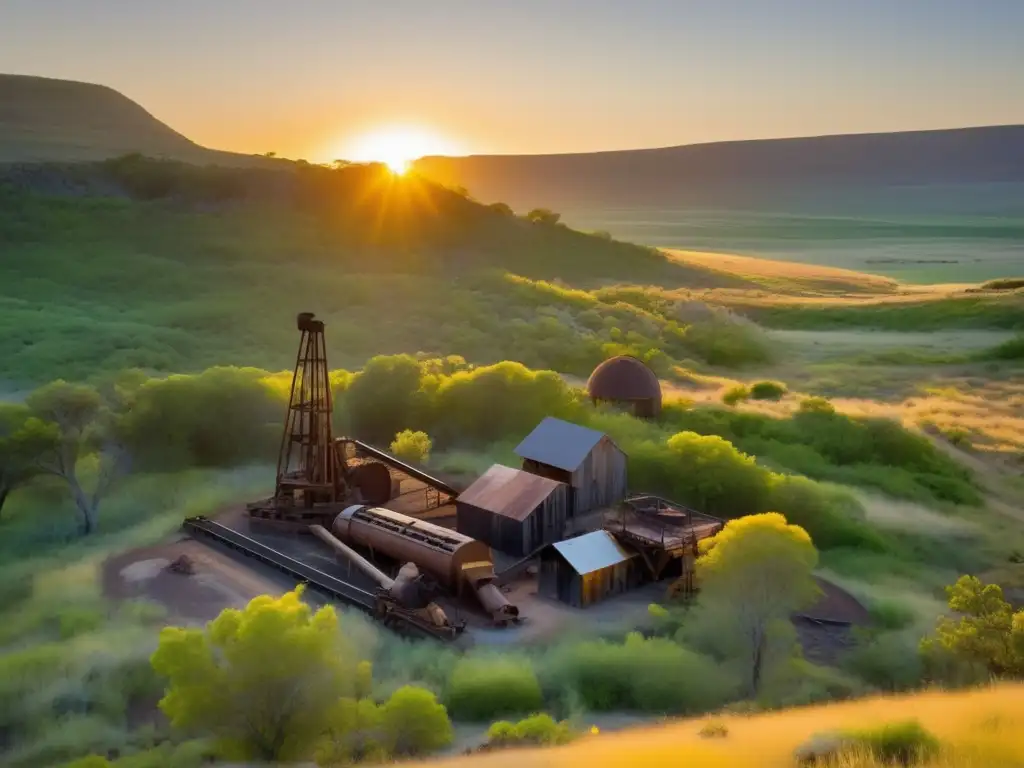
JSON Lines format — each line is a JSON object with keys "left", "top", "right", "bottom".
{"left": 666, "top": 248, "right": 903, "bottom": 295}
{"left": 427, "top": 685, "right": 1024, "bottom": 767}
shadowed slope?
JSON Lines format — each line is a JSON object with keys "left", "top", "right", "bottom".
{"left": 413, "top": 125, "right": 1024, "bottom": 209}
{"left": 0, "top": 74, "right": 275, "bottom": 166}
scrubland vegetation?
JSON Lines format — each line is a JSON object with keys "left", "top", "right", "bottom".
{"left": 2, "top": 156, "right": 1023, "bottom": 766}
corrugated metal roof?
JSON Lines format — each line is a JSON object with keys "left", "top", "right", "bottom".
{"left": 552, "top": 530, "right": 636, "bottom": 575}
{"left": 456, "top": 464, "right": 564, "bottom": 522}
{"left": 514, "top": 417, "right": 606, "bottom": 472}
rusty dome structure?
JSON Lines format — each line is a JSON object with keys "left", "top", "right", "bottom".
{"left": 586, "top": 355, "right": 662, "bottom": 418}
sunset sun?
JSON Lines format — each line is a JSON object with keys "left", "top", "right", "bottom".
{"left": 340, "top": 126, "right": 460, "bottom": 174}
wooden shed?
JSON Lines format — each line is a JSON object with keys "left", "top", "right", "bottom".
{"left": 539, "top": 530, "right": 641, "bottom": 608}
{"left": 455, "top": 464, "right": 569, "bottom": 557}
{"left": 515, "top": 417, "right": 627, "bottom": 517}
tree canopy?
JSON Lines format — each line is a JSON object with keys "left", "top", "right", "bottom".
{"left": 0, "top": 403, "right": 53, "bottom": 516}
{"left": 922, "top": 575, "right": 1024, "bottom": 678}
{"left": 24, "top": 380, "right": 126, "bottom": 534}
{"left": 151, "top": 586, "right": 357, "bottom": 762}
{"left": 692, "top": 512, "right": 820, "bottom": 694}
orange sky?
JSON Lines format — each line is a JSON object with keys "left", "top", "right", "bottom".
{"left": 3, "top": 1, "right": 1024, "bottom": 162}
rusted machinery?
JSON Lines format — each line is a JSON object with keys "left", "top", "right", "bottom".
{"left": 310, "top": 524, "right": 463, "bottom": 639}
{"left": 247, "top": 312, "right": 395, "bottom": 524}
{"left": 331, "top": 505, "right": 520, "bottom": 626}
{"left": 247, "top": 312, "right": 456, "bottom": 526}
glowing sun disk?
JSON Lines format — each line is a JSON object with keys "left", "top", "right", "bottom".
{"left": 342, "top": 127, "right": 459, "bottom": 174}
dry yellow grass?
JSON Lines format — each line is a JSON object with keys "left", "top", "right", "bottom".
{"left": 665, "top": 248, "right": 901, "bottom": 295}
{"left": 425, "top": 685, "right": 1024, "bottom": 767}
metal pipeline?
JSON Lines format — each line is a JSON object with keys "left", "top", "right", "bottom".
{"left": 310, "top": 525, "right": 452, "bottom": 629}
{"left": 310, "top": 524, "right": 394, "bottom": 588}
{"left": 461, "top": 561, "right": 519, "bottom": 623}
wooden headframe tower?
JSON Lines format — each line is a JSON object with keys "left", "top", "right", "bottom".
{"left": 274, "top": 312, "right": 339, "bottom": 509}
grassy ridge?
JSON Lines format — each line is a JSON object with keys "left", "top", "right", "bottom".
{"left": 0, "top": 170, "right": 769, "bottom": 384}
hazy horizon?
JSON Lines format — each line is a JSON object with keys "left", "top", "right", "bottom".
{"left": 3, "top": 0, "right": 1024, "bottom": 162}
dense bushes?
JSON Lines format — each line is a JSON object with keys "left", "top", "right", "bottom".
{"left": 445, "top": 656, "right": 544, "bottom": 721}
{"left": 540, "top": 633, "right": 737, "bottom": 713}
{"left": 120, "top": 367, "right": 281, "bottom": 469}
{"left": 610, "top": 423, "right": 883, "bottom": 552}
{"left": 659, "top": 397, "right": 978, "bottom": 506}
{"left": 750, "top": 380, "right": 788, "bottom": 400}
{"left": 486, "top": 713, "right": 574, "bottom": 747}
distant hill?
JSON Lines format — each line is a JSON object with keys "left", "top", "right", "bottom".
{"left": 0, "top": 74, "right": 275, "bottom": 167}
{"left": 412, "top": 125, "right": 1024, "bottom": 209}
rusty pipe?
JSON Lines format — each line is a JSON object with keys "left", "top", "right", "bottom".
{"left": 310, "top": 524, "right": 394, "bottom": 589}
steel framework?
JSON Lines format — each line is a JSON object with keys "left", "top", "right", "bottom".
{"left": 275, "top": 311, "right": 338, "bottom": 507}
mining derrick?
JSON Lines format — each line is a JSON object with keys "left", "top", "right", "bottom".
{"left": 248, "top": 312, "right": 343, "bottom": 523}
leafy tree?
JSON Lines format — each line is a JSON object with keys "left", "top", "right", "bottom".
{"left": 379, "top": 685, "right": 453, "bottom": 756}
{"left": 664, "top": 431, "right": 768, "bottom": 515}
{"left": 691, "top": 513, "right": 820, "bottom": 694}
{"left": 0, "top": 404, "right": 53, "bottom": 517}
{"left": 525, "top": 208, "right": 561, "bottom": 225}
{"left": 390, "top": 429, "right": 432, "bottom": 464}
{"left": 25, "top": 381, "right": 127, "bottom": 535}
{"left": 316, "top": 697, "right": 387, "bottom": 766}
{"left": 488, "top": 201, "right": 514, "bottom": 216}
{"left": 119, "top": 367, "right": 280, "bottom": 468}
{"left": 921, "top": 575, "right": 1024, "bottom": 678}
{"left": 151, "top": 586, "right": 357, "bottom": 762}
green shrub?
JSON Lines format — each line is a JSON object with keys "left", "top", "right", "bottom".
{"left": 445, "top": 656, "right": 544, "bottom": 721}
{"left": 868, "top": 598, "right": 917, "bottom": 631}
{"left": 749, "top": 380, "right": 788, "bottom": 400}
{"left": 722, "top": 385, "right": 750, "bottom": 405}
{"left": 844, "top": 720, "right": 940, "bottom": 765}
{"left": 541, "top": 633, "right": 736, "bottom": 714}
{"left": 765, "top": 475, "right": 887, "bottom": 552}
{"left": 486, "top": 713, "right": 574, "bottom": 747}
{"left": 389, "top": 430, "right": 431, "bottom": 464}
{"left": 979, "top": 334, "right": 1024, "bottom": 360}
{"left": 380, "top": 685, "right": 453, "bottom": 757}
{"left": 683, "top": 319, "right": 772, "bottom": 367}
{"left": 844, "top": 632, "right": 925, "bottom": 692}
{"left": 57, "top": 605, "right": 106, "bottom": 640}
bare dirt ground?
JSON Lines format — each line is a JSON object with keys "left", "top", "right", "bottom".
{"left": 102, "top": 535, "right": 292, "bottom": 624}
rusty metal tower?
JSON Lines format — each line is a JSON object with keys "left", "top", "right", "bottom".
{"left": 273, "top": 312, "right": 339, "bottom": 510}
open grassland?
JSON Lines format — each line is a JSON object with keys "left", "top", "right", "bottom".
{"left": 665, "top": 248, "right": 901, "bottom": 295}
{"left": 421, "top": 685, "right": 1024, "bottom": 768}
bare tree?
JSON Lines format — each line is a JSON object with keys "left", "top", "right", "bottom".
{"left": 26, "top": 381, "right": 129, "bottom": 535}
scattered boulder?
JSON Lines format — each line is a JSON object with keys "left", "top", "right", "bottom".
{"left": 794, "top": 732, "right": 852, "bottom": 765}
{"left": 167, "top": 554, "right": 196, "bottom": 576}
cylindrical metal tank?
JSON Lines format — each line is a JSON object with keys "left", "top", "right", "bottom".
{"left": 332, "top": 505, "right": 492, "bottom": 592}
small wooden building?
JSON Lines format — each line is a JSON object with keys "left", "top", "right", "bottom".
{"left": 455, "top": 464, "right": 569, "bottom": 557}
{"left": 515, "top": 417, "right": 627, "bottom": 517}
{"left": 539, "top": 530, "right": 641, "bottom": 608}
